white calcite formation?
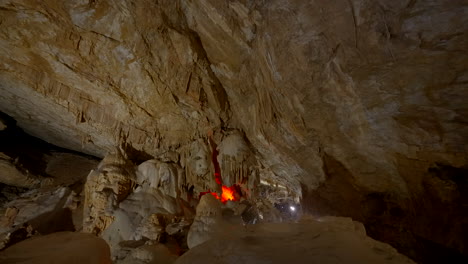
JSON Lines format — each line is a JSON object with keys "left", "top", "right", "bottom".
{"left": 136, "top": 160, "right": 179, "bottom": 199}
{"left": 217, "top": 131, "right": 259, "bottom": 193}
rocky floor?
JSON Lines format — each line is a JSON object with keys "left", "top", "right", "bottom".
{"left": 0, "top": 216, "right": 416, "bottom": 264}
{"left": 177, "top": 217, "right": 415, "bottom": 264}
{"left": 0, "top": 232, "right": 111, "bottom": 264}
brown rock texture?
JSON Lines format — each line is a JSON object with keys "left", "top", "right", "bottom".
{"left": 0, "top": 0, "right": 229, "bottom": 158}
{"left": 0, "top": 231, "right": 112, "bottom": 264}
{"left": 83, "top": 148, "right": 135, "bottom": 234}
{"left": 0, "top": 0, "right": 467, "bottom": 263}
{"left": 177, "top": 216, "right": 416, "bottom": 264}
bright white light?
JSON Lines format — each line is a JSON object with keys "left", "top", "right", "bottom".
{"left": 290, "top": 206, "right": 296, "bottom": 211}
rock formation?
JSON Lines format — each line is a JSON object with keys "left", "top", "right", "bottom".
{"left": 177, "top": 216, "right": 416, "bottom": 264}
{"left": 83, "top": 148, "right": 136, "bottom": 235}
{"left": 0, "top": 153, "right": 41, "bottom": 188}
{"left": 186, "top": 194, "right": 222, "bottom": 249}
{"left": 181, "top": 139, "right": 219, "bottom": 197}
{"left": 0, "top": 232, "right": 112, "bottom": 264}
{"left": 217, "top": 131, "right": 258, "bottom": 192}
{"left": 0, "top": 187, "right": 76, "bottom": 249}
{"left": 0, "top": 0, "right": 467, "bottom": 263}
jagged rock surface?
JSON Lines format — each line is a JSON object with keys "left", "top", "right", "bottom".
{"left": 0, "top": 113, "right": 99, "bottom": 190}
{"left": 83, "top": 151, "right": 186, "bottom": 260}
{"left": 180, "top": 139, "right": 220, "bottom": 197}
{"left": 0, "top": 152, "right": 41, "bottom": 188}
{"left": 0, "top": 187, "right": 76, "bottom": 249}
{"left": 83, "top": 149, "right": 135, "bottom": 235}
{"left": 0, "top": 0, "right": 467, "bottom": 262}
{"left": 0, "top": 0, "right": 229, "bottom": 158}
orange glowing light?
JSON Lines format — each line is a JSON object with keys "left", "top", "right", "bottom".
{"left": 199, "top": 185, "right": 238, "bottom": 203}
{"left": 198, "top": 135, "right": 242, "bottom": 204}
{"left": 221, "top": 185, "right": 235, "bottom": 203}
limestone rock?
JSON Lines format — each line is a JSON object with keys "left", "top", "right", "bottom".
{"left": 0, "top": 153, "right": 40, "bottom": 188}
{"left": 136, "top": 160, "right": 178, "bottom": 199}
{"left": 0, "top": 187, "right": 72, "bottom": 231}
{"left": 166, "top": 218, "right": 191, "bottom": 236}
{"left": 0, "top": 207, "right": 19, "bottom": 228}
{"left": 117, "top": 244, "right": 178, "bottom": 264}
{"left": 187, "top": 194, "right": 223, "bottom": 249}
{"left": 0, "top": 185, "right": 28, "bottom": 205}
{"left": 217, "top": 131, "right": 258, "bottom": 192}
{"left": 181, "top": 139, "right": 219, "bottom": 198}
{"left": 83, "top": 149, "right": 135, "bottom": 235}
{"left": 0, "top": 0, "right": 228, "bottom": 158}
{"left": 0, "top": 232, "right": 112, "bottom": 264}
{"left": 44, "top": 152, "right": 99, "bottom": 187}
{"left": 101, "top": 187, "right": 180, "bottom": 259}
{"left": 177, "top": 217, "right": 415, "bottom": 264}
{"left": 0, "top": 0, "right": 466, "bottom": 261}
{"left": 255, "top": 200, "right": 282, "bottom": 223}
{"left": 182, "top": 0, "right": 468, "bottom": 194}
{"left": 84, "top": 152, "right": 189, "bottom": 260}
{"left": 0, "top": 0, "right": 465, "bottom": 198}
{"left": 0, "top": 187, "right": 75, "bottom": 249}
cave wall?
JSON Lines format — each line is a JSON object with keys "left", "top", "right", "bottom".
{"left": 302, "top": 153, "right": 468, "bottom": 263}
{"left": 0, "top": 0, "right": 467, "bottom": 262}
{"left": 182, "top": 0, "right": 468, "bottom": 194}
{"left": 0, "top": 0, "right": 230, "bottom": 158}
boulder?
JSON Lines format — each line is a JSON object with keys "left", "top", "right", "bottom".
{"left": 0, "top": 232, "right": 112, "bottom": 264}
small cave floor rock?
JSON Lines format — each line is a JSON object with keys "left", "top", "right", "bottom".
{"left": 0, "top": 231, "right": 112, "bottom": 264}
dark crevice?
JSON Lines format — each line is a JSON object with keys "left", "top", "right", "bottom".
{"left": 302, "top": 153, "right": 468, "bottom": 264}
{"left": 0, "top": 112, "right": 99, "bottom": 179}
